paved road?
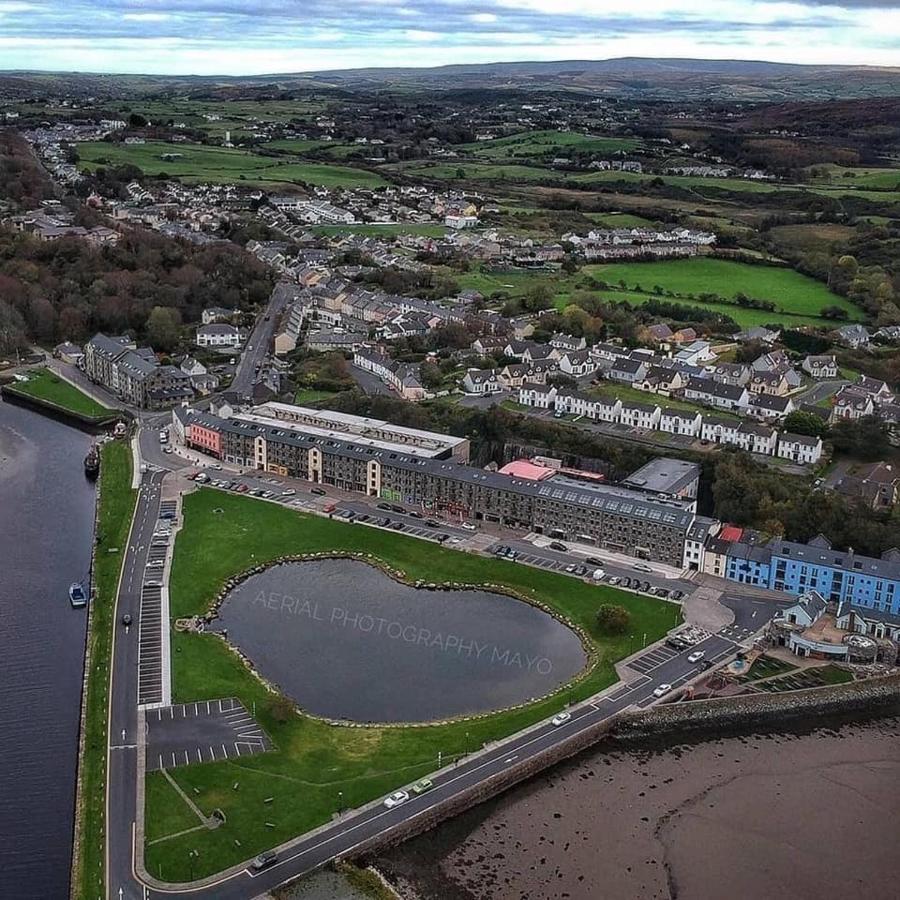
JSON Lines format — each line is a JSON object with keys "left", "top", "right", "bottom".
{"left": 348, "top": 364, "right": 393, "bottom": 397}
{"left": 114, "top": 626, "right": 737, "bottom": 899}
{"left": 107, "top": 468, "right": 165, "bottom": 900}
{"left": 231, "top": 291, "right": 291, "bottom": 399}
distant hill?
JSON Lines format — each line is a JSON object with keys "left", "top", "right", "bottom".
{"left": 2, "top": 58, "right": 899, "bottom": 102}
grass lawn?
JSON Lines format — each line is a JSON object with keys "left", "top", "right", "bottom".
{"left": 587, "top": 382, "right": 739, "bottom": 420}
{"left": 10, "top": 368, "right": 113, "bottom": 419}
{"left": 806, "top": 165, "right": 900, "bottom": 191}
{"left": 76, "top": 141, "right": 386, "bottom": 189}
{"left": 148, "top": 489, "right": 677, "bottom": 882}
{"left": 586, "top": 212, "right": 655, "bottom": 228}
{"left": 74, "top": 441, "right": 137, "bottom": 900}
{"left": 461, "top": 129, "right": 640, "bottom": 159}
{"left": 292, "top": 388, "right": 341, "bottom": 405}
{"left": 585, "top": 258, "right": 862, "bottom": 323}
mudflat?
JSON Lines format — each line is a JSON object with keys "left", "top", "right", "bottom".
{"left": 381, "top": 713, "right": 900, "bottom": 900}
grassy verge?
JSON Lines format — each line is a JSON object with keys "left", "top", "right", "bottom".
{"left": 146, "top": 489, "right": 677, "bottom": 882}
{"left": 73, "top": 440, "right": 137, "bottom": 899}
{"left": 7, "top": 368, "right": 114, "bottom": 420}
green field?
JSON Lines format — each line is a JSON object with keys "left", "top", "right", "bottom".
{"left": 807, "top": 165, "right": 900, "bottom": 191}
{"left": 148, "top": 489, "right": 676, "bottom": 882}
{"left": 74, "top": 441, "right": 137, "bottom": 900}
{"left": 9, "top": 368, "right": 114, "bottom": 419}
{"left": 586, "top": 212, "right": 656, "bottom": 228}
{"left": 461, "top": 130, "right": 639, "bottom": 160}
{"left": 76, "top": 141, "right": 387, "bottom": 188}
{"left": 585, "top": 258, "right": 862, "bottom": 324}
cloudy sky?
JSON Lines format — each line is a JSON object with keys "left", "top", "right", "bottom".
{"left": 1, "top": 0, "right": 898, "bottom": 74}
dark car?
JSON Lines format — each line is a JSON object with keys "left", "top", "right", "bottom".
{"left": 666, "top": 637, "right": 688, "bottom": 650}
{"left": 390, "top": 504, "right": 406, "bottom": 514}
{"left": 390, "top": 521, "right": 404, "bottom": 530}
{"left": 356, "top": 513, "right": 370, "bottom": 523}
{"left": 310, "top": 487, "right": 326, "bottom": 496}
{"left": 622, "top": 577, "right": 633, "bottom": 588}
{"left": 670, "top": 590, "right": 684, "bottom": 601}
{"left": 251, "top": 850, "right": 277, "bottom": 871}
{"left": 424, "top": 519, "right": 438, "bottom": 527}
{"left": 586, "top": 557, "right": 604, "bottom": 567}
{"left": 640, "top": 580, "right": 651, "bottom": 593}
{"left": 375, "top": 517, "right": 390, "bottom": 526}
{"left": 437, "top": 534, "right": 449, "bottom": 543}
{"left": 377, "top": 502, "right": 392, "bottom": 510}
{"left": 548, "top": 541, "right": 568, "bottom": 552}
{"left": 407, "top": 510, "right": 423, "bottom": 519}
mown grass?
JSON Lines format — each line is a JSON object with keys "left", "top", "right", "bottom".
{"left": 585, "top": 258, "right": 862, "bottom": 321}
{"left": 148, "top": 489, "right": 677, "bottom": 882}
{"left": 9, "top": 368, "right": 113, "bottom": 419}
{"left": 461, "top": 129, "right": 640, "bottom": 159}
{"left": 74, "top": 441, "right": 137, "bottom": 900}
{"left": 76, "top": 141, "right": 386, "bottom": 188}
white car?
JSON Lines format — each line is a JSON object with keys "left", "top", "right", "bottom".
{"left": 608, "top": 576, "right": 621, "bottom": 585}
{"left": 460, "top": 522, "right": 477, "bottom": 531}
{"left": 551, "top": 712, "right": 572, "bottom": 727}
{"left": 282, "top": 489, "right": 296, "bottom": 496}
{"left": 383, "top": 790, "right": 409, "bottom": 809}
{"left": 653, "top": 683, "right": 672, "bottom": 698}
{"left": 687, "top": 651, "right": 706, "bottom": 664}
{"left": 634, "top": 563, "right": 653, "bottom": 573}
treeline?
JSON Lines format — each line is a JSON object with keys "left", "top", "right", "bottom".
{"left": 712, "top": 452, "right": 900, "bottom": 558}
{"left": 0, "top": 225, "right": 273, "bottom": 353}
{"left": 0, "top": 130, "right": 56, "bottom": 209}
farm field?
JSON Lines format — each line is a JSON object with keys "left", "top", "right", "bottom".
{"left": 75, "top": 141, "right": 386, "bottom": 188}
{"left": 585, "top": 258, "right": 862, "bottom": 322}
{"left": 460, "top": 129, "right": 640, "bottom": 159}
{"left": 806, "top": 165, "right": 900, "bottom": 191}
{"left": 146, "top": 489, "right": 675, "bottom": 882}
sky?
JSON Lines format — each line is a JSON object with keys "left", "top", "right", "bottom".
{"left": 1, "top": 0, "right": 898, "bottom": 75}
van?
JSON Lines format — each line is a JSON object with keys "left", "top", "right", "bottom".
{"left": 591, "top": 568, "right": 605, "bottom": 580}
{"left": 159, "top": 430, "right": 168, "bottom": 443}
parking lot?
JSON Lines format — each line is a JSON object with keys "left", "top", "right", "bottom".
{"left": 138, "top": 500, "right": 177, "bottom": 707}
{"left": 626, "top": 626, "right": 713, "bottom": 676}
{"left": 146, "top": 698, "right": 272, "bottom": 771}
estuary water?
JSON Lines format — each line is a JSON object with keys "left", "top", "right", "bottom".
{"left": 0, "top": 399, "right": 96, "bottom": 900}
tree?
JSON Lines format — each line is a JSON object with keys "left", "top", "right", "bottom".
{"left": 596, "top": 604, "right": 630, "bottom": 635}
{"left": 782, "top": 411, "right": 829, "bottom": 438}
{"left": 146, "top": 306, "right": 182, "bottom": 352}
{"left": 830, "top": 416, "right": 891, "bottom": 461}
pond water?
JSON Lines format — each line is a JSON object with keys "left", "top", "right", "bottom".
{"left": 212, "top": 558, "right": 587, "bottom": 723}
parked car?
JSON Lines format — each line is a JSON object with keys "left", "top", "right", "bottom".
{"left": 653, "top": 683, "right": 672, "bottom": 698}
{"left": 670, "top": 590, "right": 685, "bottom": 602}
{"left": 310, "top": 487, "right": 326, "bottom": 496}
{"left": 411, "top": 778, "right": 434, "bottom": 795}
{"left": 377, "top": 502, "right": 392, "bottom": 510}
{"left": 687, "top": 651, "right": 706, "bottom": 664}
{"left": 608, "top": 576, "right": 621, "bottom": 586}
{"left": 251, "top": 850, "right": 278, "bottom": 871}
{"left": 640, "top": 581, "right": 651, "bottom": 593}
{"left": 424, "top": 519, "right": 438, "bottom": 527}
{"left": 551, "top": 711, "right": 572, "bottom": 727}
{"left": 281, "top": 489, "right": 296, "bottom": 496}
{"left": 634, "top": 562, "right": 653, "bottom": 573}
{"left": 666, "top": 637, "right": 688, "bottom": 650}
{"left": 383, "top": 790, "right": 409, "bottom": 809}
{"left": 548, "top": 541, "right": 568, "bottom": 552}
{"left": 586, "top": 557, "right": 604, "bottom": 567}
{"left": 461, "top": 522, "right": 477, "bottom": 531}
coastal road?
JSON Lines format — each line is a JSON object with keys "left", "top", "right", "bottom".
{"left": 106, "top": 468, "right": 165, "bottom": 900}
{"left": 113, "top": 627, "right": 736, "bottom": 899}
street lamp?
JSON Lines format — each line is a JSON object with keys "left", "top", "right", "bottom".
{"left": 188, "top": 850, "right": 198, "bottom": 880}
{"left": 337, "top": 790, "right": 343, "bottom": 815}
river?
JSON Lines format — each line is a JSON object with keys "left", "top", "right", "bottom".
{"left": 0, "top": 399, "right": 97, "bottom": 900}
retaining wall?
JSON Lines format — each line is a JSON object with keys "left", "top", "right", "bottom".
{"left": 342, "top": 673, "right": 900, "bottom": 863}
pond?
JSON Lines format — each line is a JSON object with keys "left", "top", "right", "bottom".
{"left": 212, "top": 559, "right": 587, "bottom": 723}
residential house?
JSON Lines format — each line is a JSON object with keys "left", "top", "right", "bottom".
{"left": 748, "top": 369, "right": 791, "bottom": 397}
{"left": 646, "top": 323, "right": 674, "bottom": 346}
{"left": 701, "top": 415, "right": 741, "bottom": 445}
{"left": 608, "top": 356, "right": 648, "bottom": 384}
{"left": 734, "top": 422, "right": 778, "bottom": 456}
{"left": 684, "top": 377, "right": 749, "bottom": 411}
{"left": 659, "top": 408, "right": 702, "bottom": 437}
{"left": 832, "top": 386, "right": 875, "bottom": 421}
{"left": 802, "top": 355, "right": 838, "bottom": 379}
{"left": 735, "top": 325, "right": 781, "bottom": 345}
{"left": 747, "top": 393, "right": 795, "bottom": 421}
{"left": 709, "top": 362, "right": 750, "bottom": 386}
{"left": 179, "top": 356, "right": 207, "bottom": 377}
{"left": 675, "top": 340, "right": 716, "bottom": 366}
{"left": 196, "top": 324, "right": 242, "bottom": 349}
{"left": 636, "top": 366, "right": 685, "bottom": 396}
{"left": 671, "top": 327, "right": 697, "bottom": 344}
{"left": 777, "top": 432, "right": 823, "bottom": 465}
{"left": 518, "top": 383, "right": 557, "bottom": 409}
{"left": 201, "top": 306, "right": 238, "bottom": 325}
{"left": 550, "top": 333, "right": 587, "bottom": 352}
{"left": 558, "top": 350, "right": 596, "bottom": 377}
{"left": 54, "top": 342, "right": 84, "bottom": 366}
{"left": 857, "top": 375, "right": 895, "bottom": 405}
{"left": 832, "top": 461, "right": 900, "bottom": 510}
{"left": 619, "top": 401, "right": 661, "bottom": 430}
{"left": 462, "top": 368, "right": 503, "bottom": 395}
{"left": 835, "top": 324, "right": 870, "bottom": 349}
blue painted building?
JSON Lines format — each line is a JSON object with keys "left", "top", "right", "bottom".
{"left": 724, "top": 534, "right": 900, "bottom": 616}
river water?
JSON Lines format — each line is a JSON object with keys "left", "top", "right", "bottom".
{"left": 213, "top": 558, "right": 587, "bottom": 723}
{"left": 0, "top": 399, "right": 96, "bottom": 900}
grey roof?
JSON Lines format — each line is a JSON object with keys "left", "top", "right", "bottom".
{"left": 770, "top": 539, "right": 900, "bottom": 581}
{"left": 779, "top": 431, "right": 820, "bottom": 447}
{"left": 624, "top": 458, "right": 700, "bottom": 495}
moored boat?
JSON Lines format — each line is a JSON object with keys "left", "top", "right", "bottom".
{"left": 84, "top": 445, "right": 100, "bottom": 479}
{"left": 69, "top": 582, "right": 87, "bottom": 608}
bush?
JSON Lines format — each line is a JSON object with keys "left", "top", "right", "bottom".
{"left": 596, "top": 604, "right": 631, "bottom": 635}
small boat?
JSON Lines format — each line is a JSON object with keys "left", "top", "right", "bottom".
{"left": 69, "top": 582, "right": 87, "bottom": 608}
{"left": 84, "top": 445, "right": 100, "bottom": 480}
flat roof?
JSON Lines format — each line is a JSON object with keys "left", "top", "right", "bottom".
{"left": 498, "top": 460, "right": 556, "bottom": 481}
{"left": 622, "top": 457, "right": 700, "bottom": 495}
